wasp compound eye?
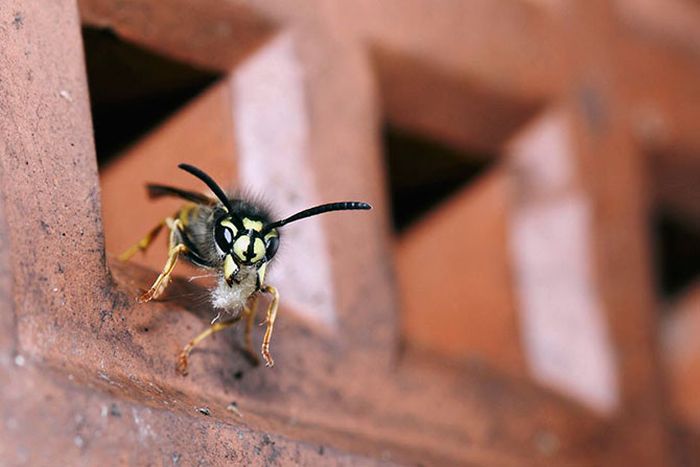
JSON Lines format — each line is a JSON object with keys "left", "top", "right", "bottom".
{"left": 214, "top": 222, "right": 235, "bottom": 253}
{"left": 265, "top": 236, "right": 279, "bottom": 260}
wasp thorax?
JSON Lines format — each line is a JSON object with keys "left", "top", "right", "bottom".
{"left": 214, "top": 218, "right": 237, "bottom": 253}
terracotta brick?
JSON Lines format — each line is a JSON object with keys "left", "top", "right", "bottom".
{"left": 79, "top": 0, "right": 275, "bottom": 72}
{"left": 101, "top": 79, "right": 238, "bottom": 272}
{"left": 0, "top": 2, "right": 612, "bottom": 461}
{"left": 505, "top": 108, "right": 620, "bottom": 415}
{"left": 548, "top": 5, "right": 672, "bottom": 462}
{"left": 2, "top": 0, "right": 700, "bottom": 464}
{"left": 355, "top": 0, "right": 567, "bottom": 99}
{"left": 372, "top": 47, "right": 543, "bottom": 154}
{"left": 662, "top": 282, "right": 700, "bottom": 428}
{"left": 396, "top": 169, "right": 526, "bottom": 375}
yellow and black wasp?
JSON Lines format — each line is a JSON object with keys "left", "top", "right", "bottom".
{"left": 120, "top": 163, "right": 371, "bottom": 375}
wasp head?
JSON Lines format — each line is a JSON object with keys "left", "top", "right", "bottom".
{"left": 213, "top": 214, "right": 279, "bottom": 289}
{"left": 177, "top": 163, "right": 370, "bottom": 291}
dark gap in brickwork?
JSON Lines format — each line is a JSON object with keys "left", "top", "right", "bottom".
{"left": 652, "top": 210, "right": 700, "bottom": 300}
{"left": 383, "top": 126, "right": 492, "bottom": 232}
{"left": 82, "top": 27, "right": 220, "bottom": 165}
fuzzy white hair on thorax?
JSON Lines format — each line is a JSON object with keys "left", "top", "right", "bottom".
{"left": 210, "top": 266, "right": 258, "bottom": 314}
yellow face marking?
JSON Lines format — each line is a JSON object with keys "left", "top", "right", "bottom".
{"left": 223, "top": 254, "right": 238, "bottom": 281}
{"left": 257, "top": 262, "right": 267, "bottom": 287}
{"left": 220, "top": 219, "right": 238, "bottom": 236}
{"left": 264, "top": 229, "right": 278, "bottom": 241}
{"left": 251, "top": 238, "right": 265, "bottom": 263}
{"left": 233, "top": 236, "right": 250, "bottom": 261}
{"left": 242, "top": 217, "right": 264, "bottom": 231}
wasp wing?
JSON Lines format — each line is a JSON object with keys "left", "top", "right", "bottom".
{"left": 146, "top": 184, "right": 216, "bottom": 205}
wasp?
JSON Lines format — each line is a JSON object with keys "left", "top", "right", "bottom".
{"left": 120, "top": 163, "right": 371, "bottom": 375}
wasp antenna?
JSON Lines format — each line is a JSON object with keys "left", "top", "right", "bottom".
{"left": 264, "top": 201, "right": 371, "bottom": 232}
{"left": 178, "top": 164, "right": 236, "bottom": 215}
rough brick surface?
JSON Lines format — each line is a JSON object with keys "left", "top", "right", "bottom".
{"left": 1, "top": 0, "right": 700, "bottom": 465}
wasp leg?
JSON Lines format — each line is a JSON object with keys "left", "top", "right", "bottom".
{"left": 242, "top": 295, "right": 260, "bottom": 365}
{"left": 259, "top": 285, "right": 280, "bottom": 368}
{"left": 118, "top": 220, "right": 166, "bottom": 261}
{"left": 138, "top": 218, "right": 186, "bottom": 303}
{"left": 176, "top": 316, "right": 242, "bottom": 376}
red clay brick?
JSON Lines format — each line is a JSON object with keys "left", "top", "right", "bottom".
{"left": 1, "top": 0, "right": 699, "bottom": 464}
{"left": 396, "top": 170, "right": 526, "bottom": 375}
{"left": 662, "top": 283, "right": 700, "bottom": 428}
{"left": 100, "top": 79, "right": 238, "bottom": 272}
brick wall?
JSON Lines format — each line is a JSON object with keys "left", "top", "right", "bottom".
{"left": 1, "top": 0, "right": 699, "bottom": 465}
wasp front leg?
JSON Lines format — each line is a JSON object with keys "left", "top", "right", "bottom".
{"left": 176, "top": 316, "right": 242, "bottom": 376}
{"left": 138, "top": 218, "right": 187, "bottom": 303}
{"left": 259, "top": 285, "right": 280, "bottom": 367}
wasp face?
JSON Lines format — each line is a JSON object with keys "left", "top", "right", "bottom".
{"left": 213, "top": 214, "right": 279, "bottom": 288}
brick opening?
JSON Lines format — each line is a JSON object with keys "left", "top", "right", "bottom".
{"left": 375, "top": 48, "right": 525, "bottom": 374}
{"left": 385, "top": 123, "right": 521, "bottom": 374}
{"left": 82, "top": 27, "right": 220, "bottom": 164}
{"left": 649, "top": 148, "right": 700, "bottom": 302}
{"left": 652, "top": 210, "right": 700, "bottom": 300}
{"left": 383, "top": 125, "right": 492, "bottom": 232}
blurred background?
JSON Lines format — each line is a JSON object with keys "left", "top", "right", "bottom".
{"left": 1, "top": 0, "right": 700, "bottom": 465}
